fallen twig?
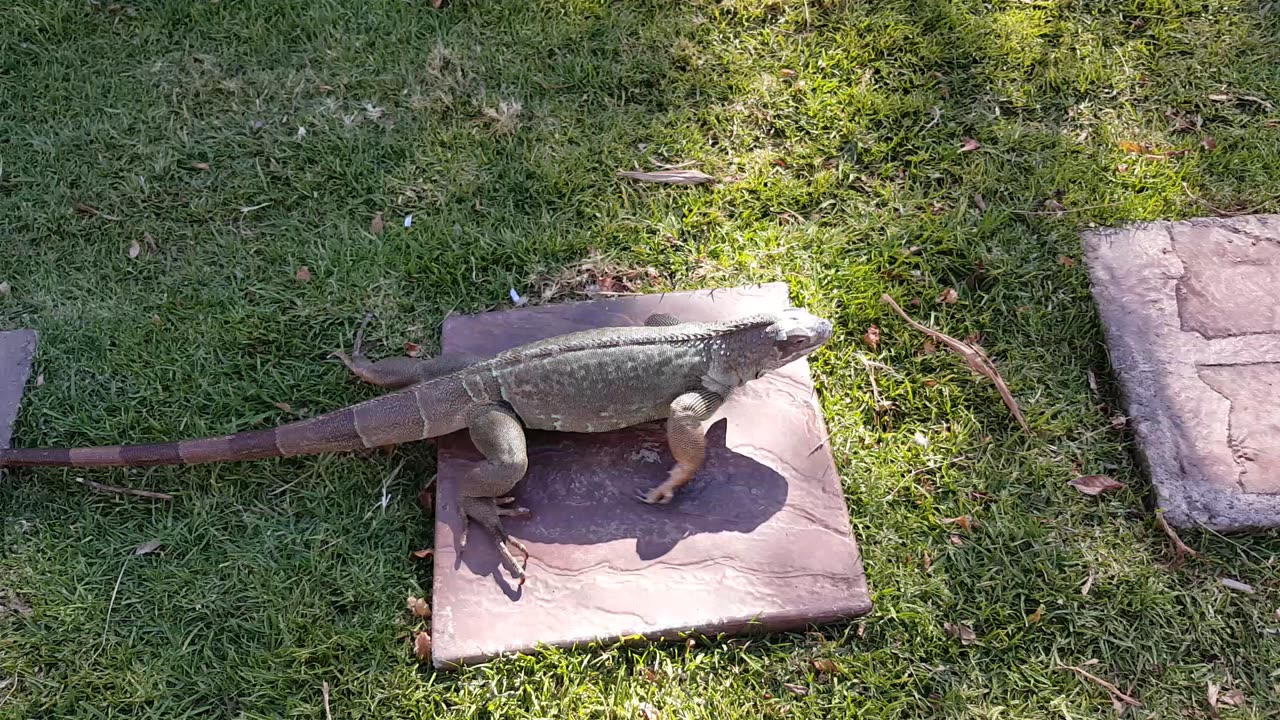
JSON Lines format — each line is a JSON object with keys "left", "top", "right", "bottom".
{"left": 618, "top": 169, "right": 715, "bottom": 185}
{"left": 881, "top": 294, "right": 1030, "bottom": 434}
{"left": 1155, "top": 511, "right": 1198, "bottom": 565}
{"left": 322, "top": 681, "right": 332, "bottom": 720}
{"left": 1009, "top": 201, "right": 1125, "bottom": 216}
{"left": 76, "top": 477, "right": 173, "bottom": 501}
{"left": 1182, "top": 182, "right": 1278, "bottom": 217}
{"left": 857, "top": 354, "right": 893, "bottom": 423}
{"left": 1059, "top": 664, "right": 1143, "bottom": 708}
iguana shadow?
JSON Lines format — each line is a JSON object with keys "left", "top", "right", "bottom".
{"left": 438, "top": 418, "right": 789, "bottom": 592}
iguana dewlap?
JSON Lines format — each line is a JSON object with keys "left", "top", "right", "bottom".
{"left": 0, "top": 308, "right": 834, "bottom": 581}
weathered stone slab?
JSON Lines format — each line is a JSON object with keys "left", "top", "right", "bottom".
{"left": 429, "top": 283, "right": 870, "bottom": 668}
{"left": 0, "top": 330, "right": 38, "bottom": 451}
{"left": 1083, "top": 215, "right": 1280, "bottom": 530}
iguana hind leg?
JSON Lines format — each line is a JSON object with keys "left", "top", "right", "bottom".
{"left": 331, "top": 313, "right": 480, "bottom": 389}
{"left": 457, "top": 404, "right": 532, "bottom": 583}
{"left": 640, "top": 390, "right": 724, "bottom": 504}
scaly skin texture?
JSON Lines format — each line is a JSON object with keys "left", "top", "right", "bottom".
{"left": 0, "top": 308, "right": 834, "bottom": 581}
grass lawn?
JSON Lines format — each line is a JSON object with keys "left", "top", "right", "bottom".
{"left": 3, "top": 0, "right": 1280, "bottom": 716}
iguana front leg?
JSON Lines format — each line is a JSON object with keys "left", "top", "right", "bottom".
{"left": 640, "top": 390, "right": 724, "bottom": 504}
{"left": 331, "top": 313, "right": 480, "bottom": 389}
{"left": 457, "top": 404, "right": 533, "bottom": 583}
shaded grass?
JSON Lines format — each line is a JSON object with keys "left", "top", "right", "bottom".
{"left": 2, "top": 0, "right": 1280, "bottom": 717}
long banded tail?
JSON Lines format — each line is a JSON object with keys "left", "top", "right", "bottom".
{"left": 0, "top": 381, "right": 447, "bottom": 468}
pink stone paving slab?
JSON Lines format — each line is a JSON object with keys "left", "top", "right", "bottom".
{"left": 0, "top": 330, "right": 38, "bottom": 451}
{"left": 429, "top": 283, "right": 870, "bottom": 668}
{"left": 1083, "top": 215, "right": 1280, "bottom": 531}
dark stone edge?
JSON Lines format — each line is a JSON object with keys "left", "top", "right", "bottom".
{"left": 0, "top": 329, "right": 38, "bottom": 450}
{"left": 431, "top": 594, "right": 874, "bottom": 669}
{"left": 1082, "top": 220, "right": 1280, "bottom": 532}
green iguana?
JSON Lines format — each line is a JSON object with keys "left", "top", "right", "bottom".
{"left": 0, "top": 307, "right": 834, "bottom": 582}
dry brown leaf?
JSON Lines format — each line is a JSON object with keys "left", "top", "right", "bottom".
{"left": 1200, "top": 136, "right": 1218, "bottom": 151}
{"left": 1118, "top": 140, "right": 1148, "bottom": 155}
{"left": 881, "top": 294, "right": 1030, "bottom": 433}
{"left": 412, "top": 631, "right": 432, "bottom": 661}
{"left": 191, "top": 162, "right": 210, "bottom": 171}
{"left": 863, "top": 325, "right": 881, "bottom": 350}
{"left": 371, "top": 211, "right": 385, "bottom": 236}
{"left": 407, "top": 595, "right": 432, "bottom": 618}
{"left": 1069, "top": 475, "right": 1124, "bottom": 496}
{"left": 779, "top": 69, "right": 797, "bottom": 78}
{"left": 941, "top": 515, "right": 976, "bottom": 531}
{"left": 273, "top": 402, "right": 293, "bottom": 413}
{"left": 810, "top": 659, "right": 840, "bottom": 673}
{"left": 1, "top": 590, "right": 33, "bottom": 617}
{"left": 640, "top": 667, "right": 660, "bottom": 683}
{"left": 1219, "top": 689, "right": 1244, "bottom": 707}
{"left": 133, "top": 539, "right": 163, "bottom": 556}
{"left": 922, "top": 338, "right": 937, "bottom": 354}
{"left": 948, "top": 533, "right": 963, "bottom": 546}
{"left": 922, "top": 552, "right": 932, "bottom": 571}
{"left": 959, "top": 137, "right": 982, "bottom": 152}
{"left": 782, "top": 682, "right": 809, "bottom": 696}
{"left": 1081, "top": 570, "right": 1096, "bottom": 596}
{"left": 637, "top": 702, "right": 660, "bottom": 720}
{"left": 1044, "top": 198, "right": 1067, "bottom": 214}
{"left": 128, "top": 238, "right": 142, "bottom": 258}
{"left": 686, "top": 637, "right": 697, "bottom": 649}
{"left": 35, "top": 373, "right": 44, "bottom": 387}
{"left": 295, "top": 266, "right": 312, "bottom": 282}
{"left": 973, "top": 194, "right": 987, "bottom": 212}
{"left": 938, "top": 287, "right": 959, "bottom": 304}
{"left": 403, "top": 342, "right": 422, "bottom": 358}
{"left": 944, "top": 622, "right": 976, "bottom": 645}
{"left": 418, "top": 485, "right": 434, "bottom": 512}
{"left": 1057, "top": 255, "right": 1076, "bottom": 267}
{"left": 410, "top": 548, "right": 434, "bottom": 559}
{"left": 618, "top": 169, "right": 715, "bottom": 185}
{"left": 1027, "top": 605, "right": 1044, "bottom": 624}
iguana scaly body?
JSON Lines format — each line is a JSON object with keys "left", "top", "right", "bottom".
{"left": 0, "top": 308, "right": 833, "bottom": 581}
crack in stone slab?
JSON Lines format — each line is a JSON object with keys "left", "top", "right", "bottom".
{"left": 1196, "top": 363, "right": 1280, "bottom": 495}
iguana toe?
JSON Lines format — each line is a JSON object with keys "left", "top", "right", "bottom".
{"left": 496, "top": 535, "right": 530, "bottom": 586}
{"left": 639, "top": 486, "right": 676, "bottom": 504}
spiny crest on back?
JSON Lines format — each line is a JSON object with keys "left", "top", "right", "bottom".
{"left": 482, "top": 313, "right": 783, "bottom": 364}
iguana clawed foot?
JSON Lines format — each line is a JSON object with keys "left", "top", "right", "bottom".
{"left": 638, "top": 461, "right": 699, "bottom": 504}
{"left": 495, "top": 496, "right": 533, "bottom": 518}
{"left": 328, "top": 311, "right": 375, "bottom": 368}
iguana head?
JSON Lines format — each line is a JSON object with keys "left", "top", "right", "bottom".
{"left": 762, "top": 306, "right": 834, "bottom": 368}
{"left": 718, "top": 307, "right": 834, "bottom": 383}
